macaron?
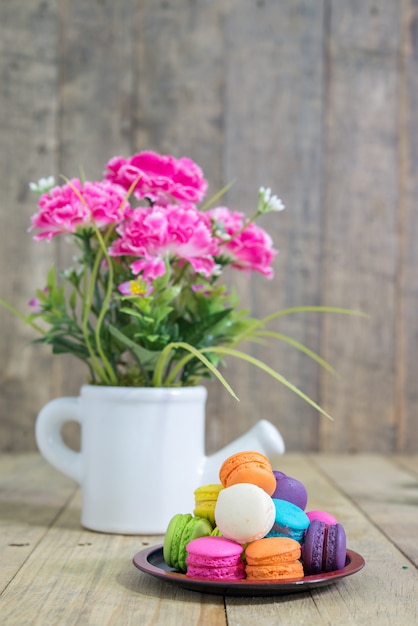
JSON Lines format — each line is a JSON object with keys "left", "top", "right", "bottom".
{"left": 306, "top": 510, "right": 338, "bottom": 525}
{"left": 272, "top": 471, "right": 308, "bottom": 510}
{"left": 186, "top": 536, "right": 245, "bottom": 580}
{"left": 266, "top": 498, "right": 310, "bottom": 543}
{"left": 163, "top": 513, "right": 213, "bottom": 572}
{"left": 245, "top": 537, "right": 304, "bottom": 580}
{"left": 215, "top": 483, "right": 276, "bottom": 544}
{"left": 303, "top": 519, "right": 347, "bottom": 575}
{"left": 193, "top": 484, "right": 224, "bottom": 526}
{"left": 219, "top": 451, "right": 276, "bottom": 496}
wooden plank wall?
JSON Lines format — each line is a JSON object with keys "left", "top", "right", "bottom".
{"left": 1, "top": 0, "right": 417, "bottom": 454}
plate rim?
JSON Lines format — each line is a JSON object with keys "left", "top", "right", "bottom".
{"left": 132, "top": 543, "right": 365, "bottom": 595}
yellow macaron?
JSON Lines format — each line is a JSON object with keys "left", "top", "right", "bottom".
{"left": 193, "top": 484, "right": 224, "bottom": 526}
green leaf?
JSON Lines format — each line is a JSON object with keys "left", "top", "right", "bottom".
{"left": 35, "top": 335, "right": 91, "bottom": 359}
{"left": 200, "top": 179, "right": 236, "bottom": 211}
{"left": 119, "top": 307, "right": 145, "bottom": 320}
{"left": 153, "top": 306, "right": 175, "bottom": 326}
{"left": 107, "top": 324, "right": 161, "bottom": 367}
{"left": 0, "top": 297, "right": 46, "bottom": 334}
{"left": 260, "top": 306, "right": 369, "bottom": 327}
{"left": 69, "top": 289, "right": 78, "bottom": 311}
{"left": 153, "top": 341, "right": 239, "bottom": 400}
{"left": 50, "top": 285, "right": 66, "bottom": 308}
{"left": 46, "top": 265, "right": 57, "bottom": 290}
{"left": 178, "top": 309, "right": 234, "bottom": 346}
{"left": 201, "top": 346, "right": 333, "bottom": 420}
{"left": 253, "top": 330, "right": 339, "bottom": 377}
{"left": 154, "top": 285, "right": 182, "bottom": 306}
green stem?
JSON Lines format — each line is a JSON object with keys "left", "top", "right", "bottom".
{"left": 200, "top": 179, "right": 236, "bottom": 211}
{"left": 164, "top": 351, "right": 196, "bottom": 386}
{"left": 259, "top": 306, "right": 368, "bottom": 327}
{"left": 153, "top": 344, "right": 175, "bottom": 387}
{"left": 91, "top": 227, "right": 118, "bottom": 385}
{"left": 229, "top": 306, "right": 368, "bottom": 347}
{"left": 86, "top": 174, "right": 142, "bottom": 385}
{"left": 153, "top": 341, "right": 239, "bottom": 399}
{"left": 81, "top": 245, "right": 110, "bottom": 383}
{"left": 253, "top": 330, "right": 339, "bottom": 377}
{"left": 218, "top": 212, "right": 260, "bottom": 246}
{"left": 63, "top": 179, "right": 115, "bottom": 384}
{"left": 0, "top": 297, "right": 46, "bottom": 334}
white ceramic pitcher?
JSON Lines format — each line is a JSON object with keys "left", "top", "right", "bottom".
{"left": 35, "top": 385, "right": 285, "bottom": 534}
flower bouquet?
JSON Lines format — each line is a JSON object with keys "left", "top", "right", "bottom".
{"left": 1, "top": 151, "right": 357, "bottom": 418}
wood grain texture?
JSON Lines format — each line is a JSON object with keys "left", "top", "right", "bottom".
{"left": 319, "top": 0, "right": 401, "bottom": 452}
{"left": 2, "top": 454, "right": 418, "bottom": 625}
{"left": 397, "top": 0, "right": 418, "bottom": 453}
{"left": 1, "top": 0, "right": 418, "bottom": 452}
{"left": 0, "top": 454, "right": 76, "bottom": 593}
{"left": 211, "top": 0, "right": 327, "bottom": 452}
{"left": 0, "top": 1, "right": 60, "bottom": 451}
{"left": 312, "top": 454, "right": 418, "bottom": 567}
{"left": 226, "top": 453, "right": 418, "bottom": 625}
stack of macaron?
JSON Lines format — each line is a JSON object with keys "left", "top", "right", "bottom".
{"left": 162, "top": 450, "right": 347, "bottom": 581}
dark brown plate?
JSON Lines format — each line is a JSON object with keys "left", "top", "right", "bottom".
{"left": 132, "top": 544, "right": 365, "bottom": 597}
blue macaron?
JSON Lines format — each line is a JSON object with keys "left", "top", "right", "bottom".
{"left": 266, "top": 498, "right": 310, "bottom": 543}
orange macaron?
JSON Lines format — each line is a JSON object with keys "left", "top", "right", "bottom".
{"left": 219, "top": 451, "right": 276, "bottom": 496}
{"left": 245, "top": 537, "right": 304, "bottom": 580}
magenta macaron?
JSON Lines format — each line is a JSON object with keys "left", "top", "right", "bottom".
{"left": 306, "top": 510, "right": 338, "bottom": 525}
{"left": 302, "top": 519, "right": 347, "bottom": 575}
{"left": 185, "top": 536, "right": 245, "bottom": 580}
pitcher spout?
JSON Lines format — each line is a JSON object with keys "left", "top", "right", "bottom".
{"left": 200, "top": 419, "right": 285, "bottom": 485}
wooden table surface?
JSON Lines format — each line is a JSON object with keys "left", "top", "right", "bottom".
{"left": 1, "top": 454, "right": 417, "bottom": 625}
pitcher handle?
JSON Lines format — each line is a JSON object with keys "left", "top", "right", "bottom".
{"left": 35, "top": 397, "right": 83, "bottom": 484}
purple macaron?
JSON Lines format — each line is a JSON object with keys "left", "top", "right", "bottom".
{"left": 302, "top": 519, "right": 347, "bottom": 575}
{"left": 272, "top": 471, "right": 308, "bottom": 510}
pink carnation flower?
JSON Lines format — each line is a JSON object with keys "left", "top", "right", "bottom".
{"left": 104, "top": 151, "right": 208, "bottom": 204}
{"left": 30, "top": 179, "right": 129, "bottom": 241}
{"left": 109, "top": 203, "right": 217, "bottom": 281}
{"left": 209, "top": 206, "right": 277, "bottom": 278}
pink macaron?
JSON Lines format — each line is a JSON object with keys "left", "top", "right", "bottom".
{"left": 306, "top": 510, "right": 338, "bottom": 525}
{"left": 185, "top": 536, "right": 245, "bottom": 580}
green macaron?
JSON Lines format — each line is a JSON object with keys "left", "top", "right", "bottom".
{"left": 163, "top": 513, "right": 213, "bottom": 572}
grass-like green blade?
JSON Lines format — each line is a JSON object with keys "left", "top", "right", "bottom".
{"left": 153, "top": 341, "right": 239, "bottom": 400}
{"left": 253, "top": 330, "right": 339, "bottom": 377}
{"left": 259, "top": 306, "right": 368, "bottom": 327}
{"left": 201, "top": 345, "right": 333, "bottom": 420}
{"left": 199, "top": 180, "right": 236, "bottom": 211}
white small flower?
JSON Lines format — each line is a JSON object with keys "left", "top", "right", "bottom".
{"left": 212, "top": 219, "right": 229, "bottom": 240}
{"left": 258, "top": 186, "right": 285, "bottom": 214}
{"left": 29, "top": 176, "right": 56, "bottom": 194}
